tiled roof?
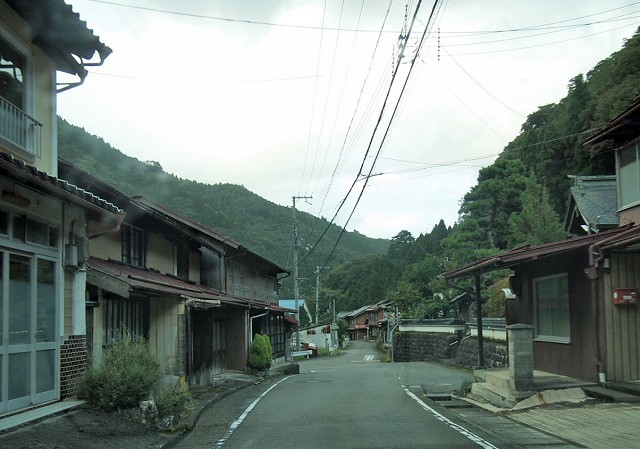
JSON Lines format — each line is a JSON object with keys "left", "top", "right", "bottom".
{"left": 0, "top": 152, "right": 122, "bottom": 216}
{"left": 566, "top": 175, "right": 618, "bottom": 231}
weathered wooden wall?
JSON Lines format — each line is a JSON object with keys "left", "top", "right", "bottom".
{"left": 604, "top": 253, "right": 640, "bottom": 381}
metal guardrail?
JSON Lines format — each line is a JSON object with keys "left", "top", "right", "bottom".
{"left": 0, "top": 96, "right": 42, "bottom": 158}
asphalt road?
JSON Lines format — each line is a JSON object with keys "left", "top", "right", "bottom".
{"left": 175, "top": 340, "right": 513, "bottom": 449}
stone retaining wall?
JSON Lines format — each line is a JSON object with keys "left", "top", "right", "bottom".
{"left": 393, "top": 331, "right": 507, "bottom": 369}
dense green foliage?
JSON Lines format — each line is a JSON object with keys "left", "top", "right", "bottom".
{"left": 80, "top": 331, "right": 161, "bottom": 411}
{"left": 248, "top": 334, "right": 273, "bottom": 371}
{"left": 60, "top": 29, "right": 640, "bottom": 321}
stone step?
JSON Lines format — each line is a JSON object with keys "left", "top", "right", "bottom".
{"left": 583, "top": 386, "right": 640, "bottom": 403}
{"left": 471, "top": 382, "right": 516, "bottom": 408}
{"left": 426, "top": 393, "right": 452, "bottom": 401}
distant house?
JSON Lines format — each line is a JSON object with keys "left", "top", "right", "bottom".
{"left": 59, "top": 162, "right": 291, "bottom": 385}
{"left": 445, "top": 96, "right": 640, "bottom": 384}
{"left": 0, "top": 0, "right": 116, "bottom": 417}
{"left": 342, "top": 300, "right": 395, "bottom": 341}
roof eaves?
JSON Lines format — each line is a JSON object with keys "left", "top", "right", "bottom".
{"left": 585, "top": 95, "right": 640, "bottom": 146}
{"left": 0, "top": 152, "right": 122, "bottom": 217}
{"left": 6, "top": 0, "right": 112, "bottom": 78}
{"left": 444, "top": 225, "right": 637, "bottom": 280}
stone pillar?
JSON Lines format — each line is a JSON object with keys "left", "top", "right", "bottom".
{"left": 507, "top": 324, "right": 534, "bottom": 393}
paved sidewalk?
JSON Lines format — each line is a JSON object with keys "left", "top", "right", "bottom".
{"left": 453, "top": 388, "right": 640, "bottom": 449}
{"left": 505, "top": 401, "right": 640, "bottom": 449}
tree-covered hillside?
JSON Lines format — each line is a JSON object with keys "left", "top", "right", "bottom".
{"left": 57, "top": 118, "right": 389, "bottom": 300}
{"left": 322, "top": 29, "right": 640, "bottom": 320}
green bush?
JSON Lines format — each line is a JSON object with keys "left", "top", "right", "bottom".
{"left": 80, "top": 330, "right": 161, "bottom": 410}
{"left": 248, "top": 334, "right": 272, "bottom": 371}
{"left": 153, "top": 382, "right": 193, "bottom": 419}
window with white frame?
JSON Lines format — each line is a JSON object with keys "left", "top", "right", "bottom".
{"left": 618, "top": 141, "right": 640, "bottom": 209}
{"left": 533, "top": 273, "right": 570, "bottom": 342}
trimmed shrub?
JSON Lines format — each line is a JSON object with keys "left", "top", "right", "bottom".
{"left": 79, "top": 330, "right": 161, "bottom": 410}
{"left": 248, "top": 334, "right": 272, "bottom": 371}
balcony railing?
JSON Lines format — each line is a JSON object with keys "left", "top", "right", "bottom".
{"left": 0, "top": 95, "right": 42, "bottom": 158}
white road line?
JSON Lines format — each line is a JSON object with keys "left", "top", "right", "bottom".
{"left": 402, "top": 386, "right": 500, "bottom": 449}
{"left": 213, "top": 376, "right": 291, "bottom": 447}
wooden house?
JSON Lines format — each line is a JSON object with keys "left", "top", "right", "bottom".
{"left": 342, "top": 300, "right": 394, "bottom": 341}
{"left": 445, "top": 96, "right": 640, "bottom": 384}
{"left": 58, "top": 162, "right": 290, "bottom": 386}
{"left": 0, "top": 0, "right": 116, "bottom": 417}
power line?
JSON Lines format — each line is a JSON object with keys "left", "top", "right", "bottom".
{"left": 304, "top": 0, "right": 346, "bottom": 195}
{"left": 441, "top": 2, "right": 640, "bottom": 36}
{"left": 442, "top": 21, "right": 640, "bottom": 57}
{"left": 308, "top": 0, "right": 392, "bottom": 234}
{"left": 311, "top": 0, "right": 443, "bottom": 267}
{"left": 298, "top": 0, "right": 328, "bottom": 195}
{"left": 86, "top": 70, "right": 321, "bottom": 84}
{"left": 85, "top": 0, "right": 399, "bottom": 33}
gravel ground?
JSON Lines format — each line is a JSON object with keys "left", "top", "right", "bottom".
{"left": 0, "top": 406, "right": 170, "bottom": 449}
{"left": 0, "top": 371, "right": 272, "bottom": 449}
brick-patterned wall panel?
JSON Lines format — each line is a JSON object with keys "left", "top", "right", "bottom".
{"left": 60, "top": 335, "right": 87, "bottom": 399}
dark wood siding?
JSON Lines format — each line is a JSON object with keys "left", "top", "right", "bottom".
{"left": 515, "top": 252, "right": 600, "bottom": 382}
{"left": 605, "top": 253, "right": 640, "bottom": 381}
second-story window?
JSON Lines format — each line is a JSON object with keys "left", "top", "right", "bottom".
{"left": 0, "top": 38, "right": 24, "bottom": 109}
{"left": 177, "top": 245, "right": 189, "bottom": 280}
{"left": 200, "top": 248, "right": 221, "bottom": 290}
{"left": 122, "top": 225, "right": 145, "bottom": 267}
{"left": 618, "top": 142, "right": 640, "bottom": 209}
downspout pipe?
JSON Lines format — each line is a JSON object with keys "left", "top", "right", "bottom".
{"left": 249, "top": 310, "right": 269, "bottom": 343}
{"left": 185, "top": 304, "right": 192, "bottom": 385}
{"left": 585, "top": 224, "right": 639, "bottom": 279}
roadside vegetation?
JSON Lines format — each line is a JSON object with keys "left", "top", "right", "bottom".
{"left": 248, "top": 334, "right": 273, "bottom": 371}
{"left": 79, "top": 330, "right": 193, "bottom": 425}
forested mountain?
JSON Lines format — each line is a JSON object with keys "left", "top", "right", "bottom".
{"left": 57, "top": 118, "right": 389, "bottom": 301}
{"left": 323, "top": 29, "right": 640, "bottom": 320}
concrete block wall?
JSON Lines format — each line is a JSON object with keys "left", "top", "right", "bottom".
{"left": 393, "top": 332, "right": 458, "bottom": 362}
{"left": 454, "top": 337, "right": 507, "bottom": 369}
{"left": 393, "top": 331, "right": 507, "bottom": 369}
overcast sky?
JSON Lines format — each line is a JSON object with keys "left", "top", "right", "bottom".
{"left": 58, "top": 0, "right": 640, "bottom": 240}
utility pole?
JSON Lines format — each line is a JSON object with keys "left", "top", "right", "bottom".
{"left": 314, "top": 266, "right": 328, "bottom": 325}
{"left": 293, "top": 195, "right": 312, "bottom": 351}
{"left": 326, "top": 294, "right": 335, "bottom": 322}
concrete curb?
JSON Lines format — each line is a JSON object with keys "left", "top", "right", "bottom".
{"left": 157, "top": 366, "right": 295, "bottom": 449}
